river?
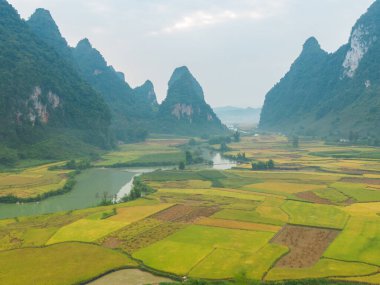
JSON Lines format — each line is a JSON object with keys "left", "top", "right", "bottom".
{"left": 0, "top": 153, "right": 236, "bottom": 219}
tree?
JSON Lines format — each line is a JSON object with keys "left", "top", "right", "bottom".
{"left": 233, "top": 131, "right": 241, "bottom": 142}
{"left": 267, "top": 159, "right": 275, "bottom": 169}
{"left": 99, "top": 191, "right": 113, "bottom": 206}
{"left": 292, "top": 136, "right": 299, "bottom": 148}
{"left": 185, "top": 151, "right": 193, "bottom": 165}
{"left": 349, "top": 131, "right": 359, "bottom": 143}
{"left": 0, "top": 146, "right": 18, "bottom": 166}
{"left": 179, "top": 161, "right": 185, "bottom": 170}
{"left": 66, "top": 159, "right": 76, "bottom": 169}
{"left": 252, "top": 160, "right": 275, "bottom": 171}
{"left": 220, "top": 142, "right": 229, "bottom": 152}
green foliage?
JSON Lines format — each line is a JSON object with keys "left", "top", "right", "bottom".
{"left": 98, "top": 192, "right": 115, "bottom": 206}
{"left": 185, "top": 151, "right": 193, "bottom": 164}
{"left": 101, "top": 208, "right": 117, "bottom": 220}
{"left": 260, "top": 4, "right": 380, "bottom": 137}
{"left": 252, "top": 160, "right": 275, "bottom": 170}
{"left": 0, "top": 1, "right": 112, "bottom": 159}
{"left": 208, "top": 136, "right": 232, "bottom": 145}
{"left": 233, "top": 131, "right": 241, "bottom": 142}
{"left": 73, "top": 40, "right": 156, "bottom": 142}
{"left": 220, "top": 142, "right": 230, "bottom": 153}
{"left": 121, "top": 178, "right": 155, "bottom": 202}
{"left": 226, "top": 152, "right": 249, "bottom": 163}
{"left": 292, "top": 136, "right": 299, "bottom": 148}
{"left": 0, "top": 145, "right": 18, "bottom": 166}
{"left": 179, "top": 161, "right": 186, "bottom": 170}
{"left": 157, "top": 67, "right": 226, "bottom": 135}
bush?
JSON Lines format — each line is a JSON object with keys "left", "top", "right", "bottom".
{"left": 121, "top": 178, "right": 155, "bottom": 202}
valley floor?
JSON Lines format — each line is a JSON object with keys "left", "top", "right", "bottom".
{"left": 1, "top": 135, "right": 380, "bottom": 284}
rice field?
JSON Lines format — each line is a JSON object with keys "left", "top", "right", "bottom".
{"left": 1, "top": 135, "right": 380, "bottom": 284}
{"left": 0, "top": 242, "right": 136, "bottom": 285}
{"left": 0, "top": 162, "right": 70, "bottom": 198}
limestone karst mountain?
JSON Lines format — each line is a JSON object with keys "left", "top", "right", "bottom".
{"left": 260, "top": 1, "right": 380, "bottom": 139}
{"left": 0, "top": 0, "right": 112, "bottom": 159}
{"left": 157, "top": 66, "right": 225, "bottom": 135}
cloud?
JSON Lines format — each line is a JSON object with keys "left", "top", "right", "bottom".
{"left": 159, "top": 10, "right": 238, "bottom": 34}
{"left": 150, "top": 0, "right": 289, "bottom": 35}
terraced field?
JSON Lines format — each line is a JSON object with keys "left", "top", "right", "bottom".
{"left": 1, "top": 135, "right": 380, "bottom": 284}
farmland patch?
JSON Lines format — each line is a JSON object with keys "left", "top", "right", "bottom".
{"left": 271, "top": 225, "right": 340, "bottom": 268}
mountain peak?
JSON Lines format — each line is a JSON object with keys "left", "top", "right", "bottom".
{"left": 76, "top": 38, "right": 93, "bottom": 49}
{"left": 142, "top": 80, "right": 154, "bottom": 88}
{"left": 302, "top": 37, "right": 322, "bottom": 53}
{"left": 167, "top": 66, "right": 204, "bottom": 100}
{"left": 0, "top": 0, "right": 20, "bottom": 23}
{"left": 31, "top": 8, "right": 52, "bottom": 19}
{"left": 169, "top": 66, "right": 192, "bottom": 86}
{"left": 27, "top": 7, "right": 71, "bottom": 59}
{"left": 29, "top": 8, "right": 58, "bottom": 33}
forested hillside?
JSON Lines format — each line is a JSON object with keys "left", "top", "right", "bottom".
{"left": 157, "top": 66, "right": 226, "bottom": 135}
{"left": 0, "top": 0, "right": 112, "bottom": 163}
{"left": 260, "top": 1, "right": 380, "bottom": 141}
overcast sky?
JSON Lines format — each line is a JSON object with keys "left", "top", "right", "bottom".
{"left": 8, "top": 0, "right": 375, "bottom": 108}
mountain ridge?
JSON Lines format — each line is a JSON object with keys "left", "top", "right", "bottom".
{"left": 0, "top": 0, "right": 113, "bottom": 160}
{"left": 260, "top": 0, "right": 380, "bottom": 139}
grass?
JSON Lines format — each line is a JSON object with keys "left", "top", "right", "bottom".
{"left": 324, "top": 216, "right": 380, "bottom": 266}
{"left": 133, "top": 225, "right": 275, "bottom": 276}
{"left": 266, "top": 259, "right": 378, "bottom": 281}
{"left": 282, "top": 200, "right": 349, "bottom": 229}
{"left": 0, "top": 242, "right": 136, "bottom": 285}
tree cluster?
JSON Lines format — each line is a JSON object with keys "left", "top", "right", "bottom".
{"left": 252, "top": 159, "right": 275, "bottom": 170}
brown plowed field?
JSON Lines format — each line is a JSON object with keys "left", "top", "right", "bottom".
{"left": 296, "top": 191, "right": 333, "bottom": 205}
{"left": 340, "top": 177, "right": 380, "bottom": 185}
{"left": 151, "top": 204, "right": 219, "bottom": 223}
{"left": 271, "top": 225, "right": 339, "bottom": 268}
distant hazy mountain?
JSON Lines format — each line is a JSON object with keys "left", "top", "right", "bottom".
{"left": 157, "top": 66, "right": 226, "bottom": 135}
{"left": 260, "top": 1, "right": 380, "bottom": 138}
{"left": 214, "top": 106, "right": 261, "bottom": 125}
{"left": 28, "top": 9, "right": 157, "bottom": 142}
{"left": 0, "top": 0, "right": 112, "bottom": 159}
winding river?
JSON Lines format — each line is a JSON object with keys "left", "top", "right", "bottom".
{"left": 0, "top": 153, "right": 236, "bottom": 219}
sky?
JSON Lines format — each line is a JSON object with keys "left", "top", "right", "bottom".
{"left": 8, "top": 0, "right": 375, "bottom": 108}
